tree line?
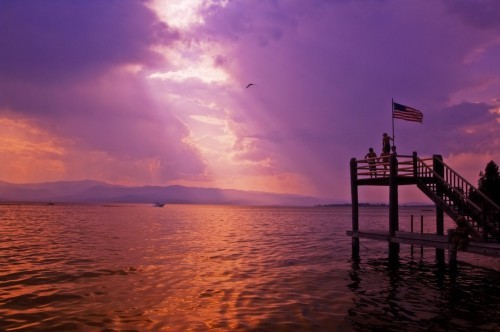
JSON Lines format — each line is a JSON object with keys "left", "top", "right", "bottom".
{"left": 473, "top": 160, "right": 500, "bottom": 205}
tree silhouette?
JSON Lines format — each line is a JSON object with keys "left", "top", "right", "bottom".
{"left": 477, "top": 160, "right": 500, "bottom": 205}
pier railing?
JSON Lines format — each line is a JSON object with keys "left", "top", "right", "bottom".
{"left": 351, "top": 153, "right": 500, "bottom": 241}
{"left": 354, "top": 154, "right": 423, "bottom": 179}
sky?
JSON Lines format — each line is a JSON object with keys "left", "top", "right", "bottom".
{"left": 0, "top": 0, "right": 499, "bottom": 203}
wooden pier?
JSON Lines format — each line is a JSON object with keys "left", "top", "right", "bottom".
{"left": 348, "top": 152, "right": 500, "bottom": 265}
{"left": 346, "top": 230, "right": 500, "bottom": 257}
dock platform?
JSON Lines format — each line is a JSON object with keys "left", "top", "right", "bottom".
{"left": 346, "top": 229, "right": 500, "bottom": 257}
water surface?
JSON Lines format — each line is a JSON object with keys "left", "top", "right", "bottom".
{"left": 0, "top": 204, "right": 498, "bottom": 331}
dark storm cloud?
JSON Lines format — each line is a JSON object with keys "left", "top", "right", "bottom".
{"left": 0, "top": 0, "right": 178, "bottom": 84}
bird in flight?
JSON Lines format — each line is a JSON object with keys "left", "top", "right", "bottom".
{"left": 246, "top": 83, "right": 255, "bottom": 88}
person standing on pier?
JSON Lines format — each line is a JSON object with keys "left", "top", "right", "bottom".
{"left": 391, "top": 145, "right": 397, "bottom": 157}
{"left": 365, "top": 148, "right": 378, "bottom": 178}
{"left": 382, "top": 133, "right": 393, "bottom": 154}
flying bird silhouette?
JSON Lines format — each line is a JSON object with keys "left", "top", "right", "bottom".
{"left": 246, "top": 83, "right": 255, "bottom": 88}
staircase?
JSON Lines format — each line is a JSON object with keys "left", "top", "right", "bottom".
{"left": 414, "top": 155, "right": 500, "bottom": 242}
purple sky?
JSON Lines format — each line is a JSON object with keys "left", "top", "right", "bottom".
{"left": 0, "top": 0, "right": 498, "bottom": 203}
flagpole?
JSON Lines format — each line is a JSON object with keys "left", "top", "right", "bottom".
{"left": 391, "top": 98, "right": 395, "bottom": 147}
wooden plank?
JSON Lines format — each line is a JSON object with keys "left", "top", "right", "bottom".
{"left": 346, "top": 230, "right": 390, "bottom": 241}
{"left": 396, "top": 231, "right": 448, "bottom": 242}
{"left": 393, "top": 231, "right": 448, "bottom": 249}
{"left": 356, "top": 177, "right": 418, "bottom": 186}
{"left": 346, "top": 229, "right": 500, "bottom": 257}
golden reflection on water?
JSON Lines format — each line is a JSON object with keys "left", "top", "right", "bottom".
{"left": 0, "top": 204, "right": 498, "bottom": 331}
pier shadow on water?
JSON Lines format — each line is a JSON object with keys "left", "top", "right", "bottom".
{"left": 346, "top": 257, "right": 500, "bottom": 332}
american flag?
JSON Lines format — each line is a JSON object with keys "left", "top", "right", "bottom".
{"left": 393, "top": 102, "right": 423, "bottom": 123}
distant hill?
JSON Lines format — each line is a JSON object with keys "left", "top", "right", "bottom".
{"left": 0, "top": 180, "right": 326, "bottom": 206}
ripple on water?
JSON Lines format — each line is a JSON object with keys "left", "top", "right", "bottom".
{"left": 0, "top": 204, "right": 499, "bottom": 331}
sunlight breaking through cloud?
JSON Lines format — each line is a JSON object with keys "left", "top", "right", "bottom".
{"left": 149, "top": 0, "right": 205, "bottom": 29}
{"left": 149, "top": 65, "right": 228, "bottom": 84}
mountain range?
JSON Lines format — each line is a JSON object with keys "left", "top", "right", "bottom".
{"left": 0, "top": 180, "right": 328, "bottom": 206}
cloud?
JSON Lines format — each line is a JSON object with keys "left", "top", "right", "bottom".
{"left": 1, "top": 0, "right": 499, "bottom": 202}
{"left": 422, "top": 102, "right": 499, "bottom": 154}
{"left": 0, "top": 1, "right": 178, "bottom": 83}
{"left": 186, "top": 0, "right": 500, "bottom": 198}
{"left": 444, "top": 0, "right": 500, "bottom": 30}
{"left": 0, "top": 1, "right": 204, "bottom": 185}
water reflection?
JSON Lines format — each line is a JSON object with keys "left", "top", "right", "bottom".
{"left": 347, "top": 257, "right": 500, "bottom": 331}
{"left": 1, "top": 204, "right": 499, "bottom": 331}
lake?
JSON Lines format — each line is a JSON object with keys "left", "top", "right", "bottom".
{"left": 0, "top": 204, "right": 499, "bottom": 331}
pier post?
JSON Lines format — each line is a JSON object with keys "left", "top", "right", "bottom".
{"left": 433, "top": 155, "right": 445, "bottom": 263}
{"left": 350, "top": 158, "right": 360, "bottom": 260}
{"left": 389, "top": 153, "right": 399, "bottom": 263}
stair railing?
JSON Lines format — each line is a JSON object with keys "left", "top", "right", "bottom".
{"left": 414, "top": 155, "right": 500, "bottom": 240}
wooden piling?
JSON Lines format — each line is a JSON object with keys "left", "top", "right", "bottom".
{"left": 389, "top": 153, "right": 399, "bottom": 263}
{"left": 350, "top": 158, "right": 360, "bottom": 260}
{"left": 433, "top": 155, "right": 446, "bottom": 263}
